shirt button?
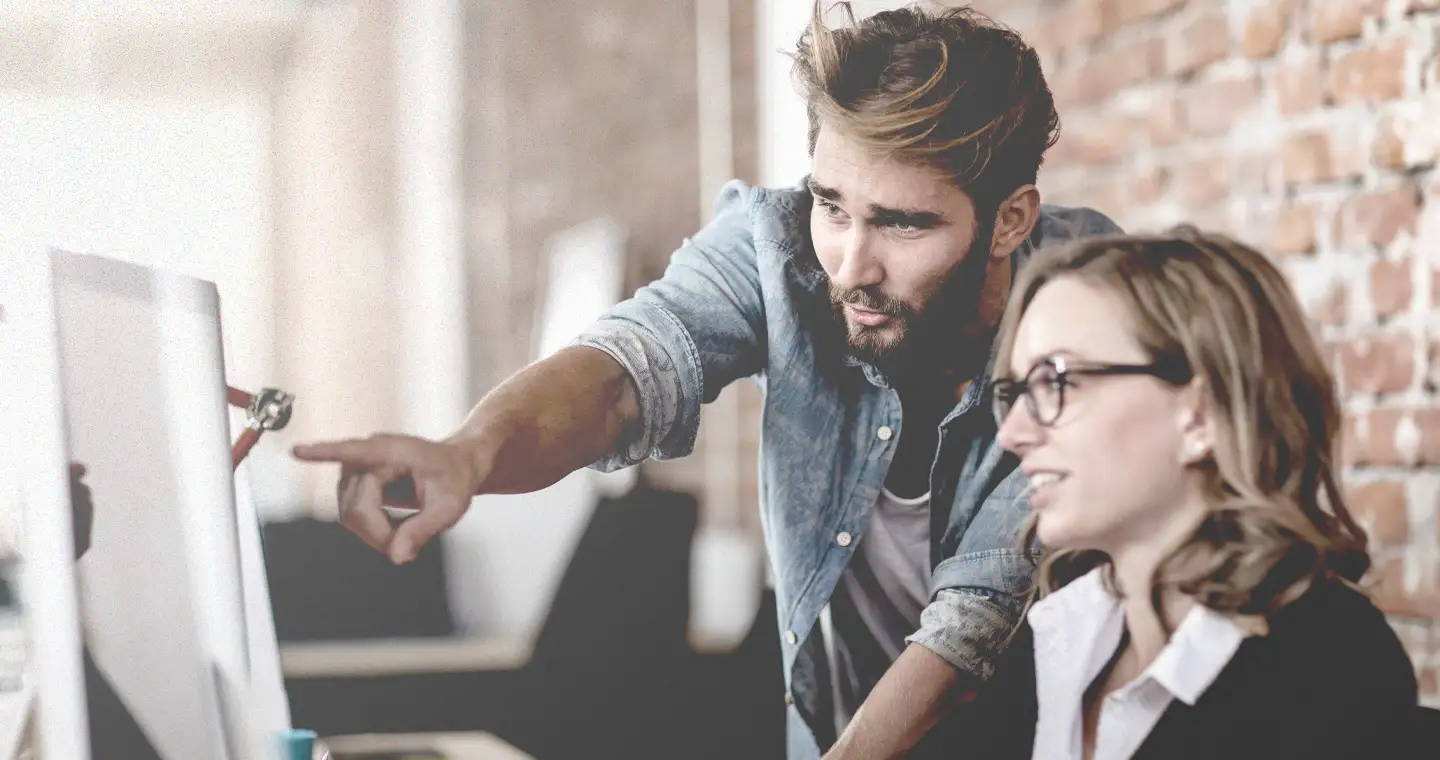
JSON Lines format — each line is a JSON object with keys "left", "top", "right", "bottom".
{"left": 876, "top": 425, "right": 894, "bottom": 441}
{"left": 785, "top": 630, "right": 798, "bottom": 645}
{"left": 784, "top": 692, "right": 794, "bottom": 705}
{"left": 836, "top": 531, "right": 853, "bottom": 547}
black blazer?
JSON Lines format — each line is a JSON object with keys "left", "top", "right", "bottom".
{"left": 965, "top": 578, "right": 1421, "bottom": 759}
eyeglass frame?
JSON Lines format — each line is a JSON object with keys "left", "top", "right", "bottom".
{"left": 992, "top": 354, "right": 1191, "bottom": 428}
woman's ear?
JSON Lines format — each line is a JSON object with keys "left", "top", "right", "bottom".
{"left": 1176, "top": 380, "right": 1215, "bottom": 464}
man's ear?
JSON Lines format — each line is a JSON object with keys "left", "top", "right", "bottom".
{"left": 989, "top": 185, "right": 1041, "bottom": 260}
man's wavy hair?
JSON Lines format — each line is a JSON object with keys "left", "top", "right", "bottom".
{"left": 790, "top": 1, "right": 1060, "bottom": 215}
{"left": 994, "top": 228, "right": 1372, "bottom": 632}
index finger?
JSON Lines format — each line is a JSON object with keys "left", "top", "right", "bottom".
{"left": 292, "top": 437, "right": 408, "bottom": 467}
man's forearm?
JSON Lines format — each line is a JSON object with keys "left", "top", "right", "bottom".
{"left": 824, "top": 644, "right": 967, "bottom": 760}
{"left": 446, "top": 346, "right": 641, "bottom": 495}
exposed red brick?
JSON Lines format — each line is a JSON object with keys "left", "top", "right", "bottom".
{"left": 1344, "top": 408, "right": 1440, "bottom": 466}
{"left": 1049, "top": 64, "right": 1092, "bottom": 111}
{"left": 1280, "top": 129, "right": 1363, "bottom": 185}
{"left": 1148, "top": 89, "right": 1183, "bottom": 146}
{"left": 1174, "top": 153, "right": 1229, "bottom": 205}
{"left": 1275, "top": 49, "right": 1326, "bottom": 115}
{"left": 1372, "top": 115, "right": 1407, "bottom": 171}
{"left": 1270, "top": 202, "right": 1317, "bottom": 255}
{"left": 1090, "top": 33, "right": 1166, "bottom": 95}
{"left": 1334, "top": 333, "right": 1415, "bottom": 395}
{"left": 1043, "top": 0, "right": 1106, "bottom": 54}
{"left": 1181, "top": 74, "right": 1259, "bottom": 136}
{"left": 1370, "top": 259, "right": 1414, "bottom": 317}
{"left": 1242, "top": 2, "right": 1287, "bottom": 59}
{"left": 1427, "top": 338, "right": 1440, "bottom": 392}
{"left": 1310, "top": 279, "right": 1349, "bottom": 327}
{"left": 1348, "top": 480, "right": 1410, "bottom": 546}
{"left": 1311, "top": 0, "right": 1382, "bottom": 44}
{"left": 1419, "top": 668, "right": 1438, "bottom": 700}
{"left": 1051, "top": 117, "right": 1130, "bottom": 166}
{"left": 1334, "top": 184, "right": 1422, "bottom": 249}
{"left": 1104, "top": 0, "right": 1186, "bottom": 28}
{"left": 1330, "top": 38, "right": 1410, "bottom": 106}
{"left": 1388, "top": 619, "right": 1434, "bottom": 655}
{"left": 1164, "top": 9, "right": 1230, "bottom": 76}
{"left": 1128, "top": 165, "right": 1169, "bottom": 204}
{"left": 1371, "top": 557, "right": 1440, "bottom": 621}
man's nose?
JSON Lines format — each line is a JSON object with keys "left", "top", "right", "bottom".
{"left": 831, "top": 227, "right": 883, "bottom": 292}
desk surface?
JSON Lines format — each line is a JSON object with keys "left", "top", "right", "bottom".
{"left": 279, "top": 637, "right": 532, "bottom": 678}
{"left": 322, "top": 731, "right": 534, "bottom": 760}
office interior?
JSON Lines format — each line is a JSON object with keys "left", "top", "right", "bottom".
{"left": 2, "top": 1, "right": 1440, "bottom": 758}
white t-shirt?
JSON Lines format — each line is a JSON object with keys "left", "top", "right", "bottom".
{"left": 824, "top": 487, "right": 932, "bottom": 733}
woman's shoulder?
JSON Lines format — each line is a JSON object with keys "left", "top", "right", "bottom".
{"left": 1248, "top": 577, "right": 1416, "bottom": 691}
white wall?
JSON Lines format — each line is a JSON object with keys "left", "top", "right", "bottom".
{"left": 0, "top": 92, "right": 300, "bottom": 517}
{"left": 0, "top": 93, "right": 273, "bottom": 388}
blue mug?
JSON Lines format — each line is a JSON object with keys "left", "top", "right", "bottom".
{"left": 278, "top": 728, "right": 318, "bottom": 760}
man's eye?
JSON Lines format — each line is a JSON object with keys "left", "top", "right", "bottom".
{"left": 885, "top": 220, "right": 926, "bottom": 238}
{"left": 818, "top": 199, "right": 843, "bottom": 215}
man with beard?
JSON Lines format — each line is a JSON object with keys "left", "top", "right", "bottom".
{"left": 294, "top": 4, "right": 1120, "bottom": 759}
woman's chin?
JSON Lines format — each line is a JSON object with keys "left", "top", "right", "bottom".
{"left": 1035, "top": 513, "right": 1088, "bottom": 552}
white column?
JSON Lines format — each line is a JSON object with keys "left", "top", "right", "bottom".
{"left": 692, "top": 0, "right": 766, "bottom": 654}
{"left": 757, "top": 0, "right": 814, "bottom": 188}
{"left": 393, "top": 0, "right": 469, "bottom": 438}
{"left": 698, "top": 0, "right": 741, "bottom": 529}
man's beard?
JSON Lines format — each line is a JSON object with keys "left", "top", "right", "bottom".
{"left": 827, "top": 232, "right": 995, "bottom": 379}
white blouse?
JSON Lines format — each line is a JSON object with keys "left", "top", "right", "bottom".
{"left": 1027, "top": 568, "right": 1250, "bottom": 760}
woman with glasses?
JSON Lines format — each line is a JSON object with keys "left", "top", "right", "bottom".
{"left": 972, "top": 228, "right": 1418, "bottom": 759}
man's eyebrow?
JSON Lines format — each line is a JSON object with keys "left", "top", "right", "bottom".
{"left": 806, "top": 177, "right": 841, "bottom": 201}
{"left": 870, "top": 207, "right": 945, "bottom": 227}
{"left": 807, "top": 178, "right": 948, "bottom": 226}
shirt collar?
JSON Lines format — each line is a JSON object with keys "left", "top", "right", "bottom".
{"left": 1028, "top": 567, "right": 1251, "bottom": 707}
{"left": 1146, "top": 604, "right": 1248, "bottom": 705}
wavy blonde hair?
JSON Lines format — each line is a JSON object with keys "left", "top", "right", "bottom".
{"left": 995, "top": 227, "right": 1371, "bottom": 630}
{"left": 790, "top": 1, "right": 1060, "bottom": 213}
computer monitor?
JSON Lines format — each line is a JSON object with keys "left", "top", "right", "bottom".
{"left": 5, "top": 248, "right": 289, "bottom": 760}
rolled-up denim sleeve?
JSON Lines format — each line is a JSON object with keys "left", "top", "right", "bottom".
{"left": 905, "top": 586, "right": 1027, "bottom": 684}
{"left": 570, "top": 180, "right": 767, "bottom": 472}
{"left": 907, "top": 471, "right": 1038, "bottom": 680}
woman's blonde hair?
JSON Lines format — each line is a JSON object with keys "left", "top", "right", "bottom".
{"left": 994, "top": 227, "right": 1371, "bottom": 630}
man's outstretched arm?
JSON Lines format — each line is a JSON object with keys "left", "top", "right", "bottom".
{"left": 824, "top": 644, "right": 967, "bottom": 760}
{"left": 294, "top": 182, "right": 767, "bottom": 564}
{"left": 293, "top": 346, "right": 642, "bottom": 563}
{"left": 825, "top": 586, "right": 1020, "bottom": 760}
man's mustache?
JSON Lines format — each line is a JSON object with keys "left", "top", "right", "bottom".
{"left": 830, "top": 285, "right": 909, "bottom": 316}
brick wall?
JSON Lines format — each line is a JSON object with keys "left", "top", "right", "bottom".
{"left": 963, "top": 0, "right": 1440, "bottom": 703}
{"left": 466, "top": 1, "right": 701, "bottom": 386}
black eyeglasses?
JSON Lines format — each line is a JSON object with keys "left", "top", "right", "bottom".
{"left": 993, "top": 355, "right": 1190, "bottom": 428}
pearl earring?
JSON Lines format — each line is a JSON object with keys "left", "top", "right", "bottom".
{"left": 1186, "top": 441, "right": 1207, "bottom": 461}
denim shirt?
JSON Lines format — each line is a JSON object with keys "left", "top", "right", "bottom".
{"left": 572, "top": 179, "right": 1121, "bottom": 759}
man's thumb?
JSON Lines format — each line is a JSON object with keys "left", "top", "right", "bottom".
{"left": 387, "top": 506, "right": 452, "bottom": 565}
